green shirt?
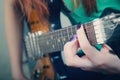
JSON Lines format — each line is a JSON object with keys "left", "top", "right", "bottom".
{"left": 63, "top": 0, "right": 120, "bottom": 23}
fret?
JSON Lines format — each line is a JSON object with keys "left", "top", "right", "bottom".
{"left": 84, "top": 21, "right": 97, "bottom": 45}
{"left": 42, "top": 33, "right": 48, "bottom": 55}
{"left": 74, "top": 25, "right": 78, "bottom": 32}
{"left": 70, "top": 26, "right": 74, "bottom": 36}
{"left": 67, "top": 27, "right": 71, "bottom": 41}
{"left": 35, "top": 32, "right": 40, "bottom": 58}
{"left": 70, "top": 27, "right": 73, "bottom": 37}
{"left": 43, "top": 31, "right": 53, "bottom": 53}
{"left": 61, "top": 28, "right": 68, "bottom": 44}
{"left": 46, "top": 32, "right": 52, "bottom": 53}
{"left": 71, "top": 25, "right": 77, "bottom": 35}
{"left": 49, "top": 32, "right": 54, "bottom": 53}
{"left": 44, "top": 34, "right": 49, "bottom": 54}
{"left": 52, "top": 31, "right": 58, "bottom": 52}
{"left": 54, "top": 31, "right": 59, "bottom": 50}
{"left": 52, "top": 30, "right": 60, "bottom": 52}
{"left": 55, "top": 30, "right": 62, "bottom": 51}
{"left": 56, "top": 30, "right": 62, "bottom": 50}
{"left": 44, "top": 33, "right": 49, "bottom": 53}
{"left": 37, "top": 31, "right": 42, "bottom": 57}
{"left": 51, "top": 32, "right": 56, "bottom": 52}
{"left": 68, "top": 27, "right": 74, "bottom": 40}
{"left": 63, "top": 28, "right": 69, "bottom": 44}
{"left": 60, "top": 29, "right": 65, "bottom": 46}
{"left": 56, "top": 31, "right": 61, "bottom": 51}
{"left": 45, "top": 34, "right": 51, "bottom": 53}
{"left": 67, "top": 27, "right": 70, "bottom": 40}
{"left": 83, "top": 24, "right": 89, "bottom": 41}
{"left": 56, "top": 30, "right": 63, "bottom": 51}
{"left": 38, "top": 34, "right": 45, "bottom": 56}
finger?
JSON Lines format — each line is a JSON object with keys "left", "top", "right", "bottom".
{"left": 77, "top": 25, "right": 100, "bottom": 59}
{"left": 62, "top": 51, "right": 93, "bottom": 69}
{"left": 102, "top": 44, "right": 112, "bottom": 50}
{"left": 69, "top": 35, "right": 77, "bottom": 41}
{"left": 62, "top": 34, "right": 94, "bottom": 70}
{"left": 71, "top": 55, "right": 93, "bottom": 69}
{"left": 62, "top": 38, "right": 78, "bottom": 65}
{"left": 100, "top": 44, "right": 115, "bottom": 54}
{"left": 62, "top": 38, "right": 93, "bottom": 68}
{"left": 65, "top": 38, "right": 79, "bottom": 55}
{"left": 100, "top": 44, "right": 110, "bottom": 54}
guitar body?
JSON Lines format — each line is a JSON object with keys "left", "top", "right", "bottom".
{"left": 28, "top": 9, "right": 55, "bottom": 80}
{"left": 31, "top": 54, "right": 54, "bottom": 80}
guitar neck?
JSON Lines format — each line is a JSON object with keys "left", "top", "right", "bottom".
{"left": 24, "top": 23, "right": 98, "bottom": 59}
{"left": 24, "top": 13, "right": 120, "bottom": 59}
{"left": 39, "top": 23, "right": 99, "bottom": 54}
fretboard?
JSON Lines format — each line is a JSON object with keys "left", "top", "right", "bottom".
{"left": 24, "top": 25, "right": 79, "bottom": 59}
{"left": 39, "top": 25, "right": 78, "bottom": 53}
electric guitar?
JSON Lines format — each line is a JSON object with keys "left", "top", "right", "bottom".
{"left": 24, "top": 12, "right": 120, "bottom": 80}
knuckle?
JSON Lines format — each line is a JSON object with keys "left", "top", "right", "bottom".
{"left": 92, "top": 55, "right": 106, "bottom": 68}
{"left": 94, "top": 60, "right": 105, "bottom": 67}
{"left": 80, "top": 66, "right": 93, "bottom": 71}
{"left": 64, "top": 42, "right": 70, "bottom": 49}
{"left": 81, "top": 67, "right": 90, "bottom": 71}
{"left": 64, "top": 41, "right": 74, "bottom": 50}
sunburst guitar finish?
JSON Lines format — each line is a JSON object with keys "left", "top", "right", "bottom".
{"left": 28, "top": 9, "right": 55, "bottom": 80}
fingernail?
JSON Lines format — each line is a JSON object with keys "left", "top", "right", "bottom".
{"left": 77, "top": 22, "right": 81, "bottom": 29}
{"left": 102, "top": 44, "right": 106, "bottom": 48}
{"left": 69, "top": 35, "right": 77, "bottom": 41}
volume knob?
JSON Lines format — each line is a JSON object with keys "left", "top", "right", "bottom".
{"left": 33, "top": 69, "right": 41, "bottom": 79}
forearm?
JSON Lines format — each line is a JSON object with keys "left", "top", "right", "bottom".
{"left": 5, "top": 27, "right": 23, "bottom": 76}
{"left": 4, "top": 0, "right": 23, "bottom": 78}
